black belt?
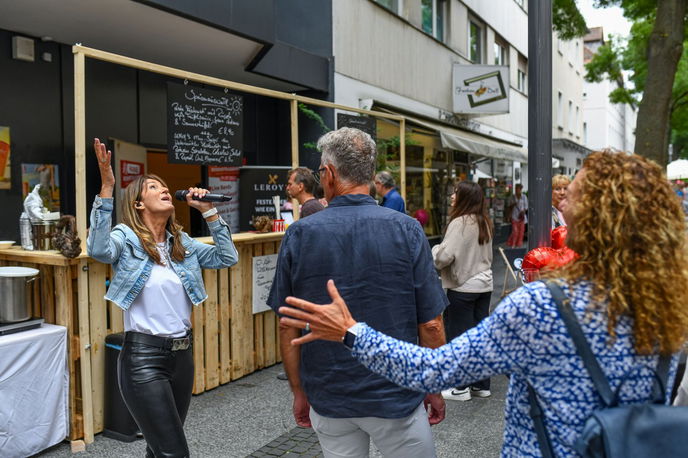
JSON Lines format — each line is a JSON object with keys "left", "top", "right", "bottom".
{"left": 124, "top": 331, "right": 192, "bottom": 351}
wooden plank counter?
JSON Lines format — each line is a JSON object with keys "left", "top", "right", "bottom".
{"left": 0, "top": 231, "right": 284, "bottom": 445}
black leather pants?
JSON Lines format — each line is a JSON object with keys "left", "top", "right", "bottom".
{"left": 118, "top": 331, "right": 194, "bottom": 458}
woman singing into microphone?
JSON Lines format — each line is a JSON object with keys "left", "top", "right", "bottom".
{"left": 87, "top": 138, "right": 238, "bottom": 457}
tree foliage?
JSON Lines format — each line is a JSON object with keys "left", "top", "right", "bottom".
{"left": 584, "top": 1, "right": 688, "bottom": 160}
{"left": 553, "top": 0, "right": 589, "bottom": 39}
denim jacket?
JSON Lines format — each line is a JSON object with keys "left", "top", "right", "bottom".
{"left": 86, "top": 195, "right": 239, "bottom": 310}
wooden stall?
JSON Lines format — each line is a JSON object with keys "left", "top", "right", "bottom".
{"left": 0, "top": 231, "right": 283, "bottom": 445}
{"left": 0, "top": 46, "right": 409, "bottom": 447}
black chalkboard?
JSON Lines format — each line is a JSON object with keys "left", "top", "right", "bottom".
{"left": 167, "top": 82, "right": 244, "bottom": 166}
{"left": 336, "top": 113, "right": 377, "bottom": 143}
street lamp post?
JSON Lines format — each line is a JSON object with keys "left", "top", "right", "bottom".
{"left": 528, "top": 0, "right": 553, "bottom": 249}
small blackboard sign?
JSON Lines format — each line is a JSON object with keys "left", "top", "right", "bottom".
{"left": 167, "top": 82, "right": 244, "bottom": 166}
{"left": 239, "top": 166, "right": 291, "bottom": 232}
{"left": 336, "top": 113, "right": 377, "bottom": 143}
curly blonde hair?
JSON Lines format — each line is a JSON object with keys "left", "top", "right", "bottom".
{"left": 557, "top": 150, "right": 688, "bottom": 355}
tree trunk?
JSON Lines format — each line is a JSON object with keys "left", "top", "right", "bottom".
{"left": 634, "top": 0, "right": 687, "bottom": 166}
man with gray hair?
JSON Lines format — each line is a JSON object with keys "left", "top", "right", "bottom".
{"left": 374, "top": 170, "right": 406, "bottom": 213}
{"left": 268, "top": 127, "right": 448, "bottom": 457}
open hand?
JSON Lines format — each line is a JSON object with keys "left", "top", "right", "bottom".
{"left": 280, "top": 280, "right": 358, "bottom": 346}
{"left": 94, "top": 138, "right": 115, "bottom": 195}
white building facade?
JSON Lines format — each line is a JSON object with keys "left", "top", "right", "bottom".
{"left": 582, "top": 27, "right": 637, "bottom": 153}
{"left": 551, "top": 31, "right": 591, "bottom": 177}
{"left": 332, "top": 0, "right": 531, "bottom": 239}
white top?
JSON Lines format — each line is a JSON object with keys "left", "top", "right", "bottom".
{"left": 124, "top": 242, "right": 192, "bottom": 338}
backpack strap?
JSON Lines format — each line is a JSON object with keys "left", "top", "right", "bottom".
{"left": 527, "top": 384, "right": 555, "bottom": 458}
{"left": 545, "top": 281, "right": 616, "bottom": 407}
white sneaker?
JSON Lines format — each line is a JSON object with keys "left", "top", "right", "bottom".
{"left": 442, "top": 387, "right": 471, "bottom": 401}
{"left": 470, "top": 387, "right": 491, "bottom": 398}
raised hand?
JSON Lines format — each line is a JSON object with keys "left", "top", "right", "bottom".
{"left": 279, "top": 280, "right": 358, "bottom": 346}
{"left": 94, "top": 138, "right": 115, "bottom": 197}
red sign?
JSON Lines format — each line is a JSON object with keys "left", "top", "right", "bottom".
{"left": 120, "top": 160, "right": 144, "bottom": 189}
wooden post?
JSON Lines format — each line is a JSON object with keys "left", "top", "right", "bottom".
{"left": 76, "top": 260, "right": 94, "bottom": 443}
{"left": 399, "top": 118, "right": 406, "bottom": 202}
{"left": 73, "top": 50, "right": 87, "bottom": 253}
{"left": 290, "top": 99, "right": 300, "bottom": 221}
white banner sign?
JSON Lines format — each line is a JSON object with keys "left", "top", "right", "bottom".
{"left": 207, "top": 166, "right": 240, "bottom": 233}
{"left": 252, "top": 254, "right": 278, "bottom": 314}
{"left": 452, "top": 65, "right": 509, "bottom": 114}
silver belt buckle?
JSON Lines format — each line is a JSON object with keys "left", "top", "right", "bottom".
{"left": 171, "top": 337, "right": 190, "bottom": 351}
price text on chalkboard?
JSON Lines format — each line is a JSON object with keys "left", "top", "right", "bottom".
{"left": 167, "top": 82, "right": 244, "bottom": 166}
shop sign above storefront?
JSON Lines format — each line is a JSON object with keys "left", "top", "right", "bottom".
{"left": 452, "top": 65, "right": 509, "bottom": 114}
{"left": 167, "top": 82, "right": 244, "bottom": 166}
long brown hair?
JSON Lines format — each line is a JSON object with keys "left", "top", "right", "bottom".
{"left": 448, "top": 181, "right": 493, "bottom": 245}
{"left": 556, "top": 150, "right": 688, "bottom": 355}
{"left": 121, "top": 174, "right": 186, "bottom": 265}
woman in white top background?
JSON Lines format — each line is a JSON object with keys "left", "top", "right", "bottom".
{"left": 552, "top": 174, "right": 570, "bottom": 228}
{"left": 87, "top": 138, "right": 238, "bottom": 457}
{"left": 432, "top": 181, "right": 493, "bottom": 402}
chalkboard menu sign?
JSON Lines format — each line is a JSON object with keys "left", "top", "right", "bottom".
{"left": 239, "top": 166, "right": 290, "bottom": 232}
{"left": 336, "top": 113, "right": 377, "bottom": 143}
{"left": 167, "top": 82, "right": 244, "bottom": 166}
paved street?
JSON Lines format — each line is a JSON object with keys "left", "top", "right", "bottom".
{"left": 38, "top": 245, "right": 516, "bottom": 458}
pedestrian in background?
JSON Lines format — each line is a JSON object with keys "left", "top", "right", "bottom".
{"left": 552, "top": 174, "right": 570, "bottom": 228}
{"left": 374, "top": 171, "right": 406, "bottom": 213}
{"left": 506, "top": 183, "right": 527, "bottom": 247}
{"left": 432, "top": 181, "right": 493, "bottom": 402}
{"left": 279, "top": 150, "right": 688, "bottom": 457}
{"left": 88, "top": 138, "right": 238, "bottom": 457}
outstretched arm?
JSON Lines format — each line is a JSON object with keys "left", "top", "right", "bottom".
{"left": 280, "top": 280, "right": 532, "bottom": 394}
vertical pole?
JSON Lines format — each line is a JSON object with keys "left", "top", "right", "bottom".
{"left": 399, "top": 118, "right": 406, "bottom": 202}
{"left": 74, "top": 49, "right": 87, "bottom": 252}
{"left": 528, "top": 0, "right": 553, "bottom": 249}
{"left": 290, "top": 99, "right": 300, "bottom": 220}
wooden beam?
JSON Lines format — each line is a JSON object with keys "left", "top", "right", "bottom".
{"left": 76, "top": 260, "right": 94, "bottom": 443}
{"left": 72, "top": 45, "right": 404, "bottom": 122}
{"left": 399, "top": 118, "right": 406, "bottom": 201}
{"left": 73, "top": 50, "right": 87, "bottom": 254}
{"left": 290, "top": 99, "right": 301, "bottom": 221}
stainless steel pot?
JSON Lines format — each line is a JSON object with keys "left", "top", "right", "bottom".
{"left": 0, "top": 266, "right": 39, "bottom": 323}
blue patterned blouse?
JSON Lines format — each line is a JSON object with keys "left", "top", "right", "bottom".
{"left": 351, "top": 281, "right": 677, "bottom": 457}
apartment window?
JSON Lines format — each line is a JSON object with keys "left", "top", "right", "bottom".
{"left": 575, "top": 106, "right": 580, "bottom": 137}
{"left": 374, "top": 0, "right": 401, "bottom": 14}
{"left": 469, "top": 21, "right": 483, "bottom": 63}
{"left": 568, "top": 100, "right": 573, "bottom": 133}
{"left": 583, "top": 122, "right": 588, "bottom": 145}
{"left": 494, "top": 36, "right": 508, "bottom": 66}
{"left": 422, "top": 0, "right": 445, "bottom": 42}
{"left": 517, "top": 54, "right": 527, "bottom": 93}
{"left": 557, "top": 91, "right": 564, "bottom": 128}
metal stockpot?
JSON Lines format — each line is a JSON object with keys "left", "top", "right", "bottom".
{"left": 0, "top": 266, "right": 39, "bottom": 323}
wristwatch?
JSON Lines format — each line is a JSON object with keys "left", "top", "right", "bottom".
{"left": 342, "top": 323, "right": 362, "bottom": 350}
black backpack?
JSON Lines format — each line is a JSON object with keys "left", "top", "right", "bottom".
{"left": 527, "top": 281, "right": 688, "bottom": 457}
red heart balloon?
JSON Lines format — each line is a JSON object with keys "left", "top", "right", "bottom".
{"left": 522, "top": 246, "right": 559, "bottom": 270}
{"left": 551, "top": 226, "right": 568, "bottom": 250}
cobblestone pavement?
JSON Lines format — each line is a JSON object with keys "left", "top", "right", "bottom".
{"left": 247, "top": 428, "right": 322, "bottom": 457}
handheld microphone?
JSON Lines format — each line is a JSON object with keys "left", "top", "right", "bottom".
{"left": 174, "top": 190, "right": 232, "bottom": 202}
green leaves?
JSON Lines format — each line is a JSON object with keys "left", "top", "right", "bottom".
{"left": 553, "top": 0, "right": 589, "bottom": 39}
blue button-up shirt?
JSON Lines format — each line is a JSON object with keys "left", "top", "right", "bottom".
{"left": 268, "top": 194, "right": 447, "bottom": 419}
{"left": 381, "top": 187, "right": 406, "bottom": 213}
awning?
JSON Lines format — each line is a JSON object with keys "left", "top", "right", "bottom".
{"left": 667, "top": 159, "right": 688, "bottom": 180}
{"left": 403, "top": 115, "right": 528, "bottom": 163}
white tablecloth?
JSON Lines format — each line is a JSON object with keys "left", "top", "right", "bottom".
{"left": 0, "top": 324, "right": 68, "bottom": 457}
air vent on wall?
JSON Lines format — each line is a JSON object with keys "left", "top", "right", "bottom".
{"left": 12, "top": 36, "right": 35, "bottom": 62}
